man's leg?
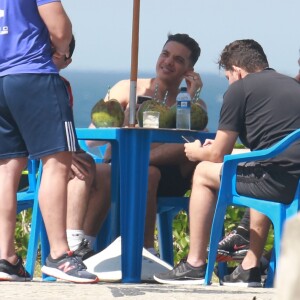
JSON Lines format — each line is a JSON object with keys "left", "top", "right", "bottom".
{"left": 39, "top": 151, "right": 98, "bottom": 283}
{"left": 83, "top": 163, "right": 111, "bottom": 245}
{"left": 221, "top": 209, "right": 270, "bottom": 287}
{"left": 187, "top": 161, "right": 222, "bottom": 266}
{"left": 39, "top": 152, "right": 72, "bottom": 259}
{"left": 0, "top": 157, "right": 27, "bottom": 262}
{"left": 143, "top": 165, "right": 161, "bottom": 250}
{"left": 154, "top": 161, "right": 222, "bottom": 284}
{"left": 241, "top": 209, "right": 270, "bottom": 270}
{"left": 0, "top": 157, "right": 32, "bottom": 281}
{"left": 66, "top": 153, "right": 96, "bottom": 251}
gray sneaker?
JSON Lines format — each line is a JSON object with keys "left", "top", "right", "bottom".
{"left": 153, "top": 259, "right": 206, "bottom": 285}
{"left": 41, "top": 251, "right": 99, "bottom": 283}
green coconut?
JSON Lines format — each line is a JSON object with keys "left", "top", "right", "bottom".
{"left": 91, "top": 99, "right": 124, "bottom": 127}
{"left": 169, "top": 103, "right": 208, "bottom": 130}
{"left": 191, "top": 102, "right": 208, "bottom": 130}
{"left": 136, "top": 99, "right": 176, "bottom": 128}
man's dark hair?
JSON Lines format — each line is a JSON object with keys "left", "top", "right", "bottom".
{"left": 218, "top": 39, "right": 269, "bottom": 73}
{"left": 165, "top": 33, "right": 201, "bottom": 66}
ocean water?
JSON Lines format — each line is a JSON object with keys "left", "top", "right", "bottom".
{"left": 62, "top": 70, "right": 229, "bottom": 132}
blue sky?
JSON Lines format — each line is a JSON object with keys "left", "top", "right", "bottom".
{"left": 63, "top": 0, "right": 300, "bottom": 77}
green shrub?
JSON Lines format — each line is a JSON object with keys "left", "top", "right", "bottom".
{"left": 15, "top": 209, "right": 32, "bottom": 258}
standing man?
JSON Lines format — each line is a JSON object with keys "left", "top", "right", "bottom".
{"left": 0, "top": 0, "right": 97, "bottom": 283}
{"left": 154, "top": 39, "right": 300, "bottom": 286}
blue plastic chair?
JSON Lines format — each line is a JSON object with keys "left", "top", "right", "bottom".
{"left": 14, "top": 159, "right": 44, "bottom": 278}
{"left": 205, "top": 129, "right": 300, "bottom": 287}
{"left": 17, "top": 160, "right": 38, "bottom": 213}
{"left": 157, "top": 196, "right": 189, "bottom": 265}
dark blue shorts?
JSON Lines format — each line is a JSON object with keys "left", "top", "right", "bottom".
{"left": 0, "top": 74, "right": 79, "bottom": 159}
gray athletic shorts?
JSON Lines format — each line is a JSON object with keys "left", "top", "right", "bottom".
{"left": 0, "top": 74, "right": 79, "bottom": 159}
{"left": 235, "top": 162, "right": 298, "bottom": 204}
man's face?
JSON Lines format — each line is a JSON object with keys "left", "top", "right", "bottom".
{"left": 156, "top": 41, "right": 193, "bottom": 83}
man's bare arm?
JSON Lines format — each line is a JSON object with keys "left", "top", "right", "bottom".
{"left": 38, "top": 2, "right": 72, "bottom": 56}
{"left": 184, "top": 130, "right": 239, "bottom": 163}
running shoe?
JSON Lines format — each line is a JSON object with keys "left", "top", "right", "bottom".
{"left": 41, "top": 251, "right": 99, "bottom": 283}
{"left": 221, "top": 264, "right": 262, "bottom": 287}
{"left": 217, "top": 230, "right": 249, "bottom": 262}
{"left": 153, "top": 259, "right": 206, "bottom": 285}
{"left": 0, "top": 256, "right": 31, "bottom": 281}
{"left": 74, "top": 239, "right": 95, "bottom": 261}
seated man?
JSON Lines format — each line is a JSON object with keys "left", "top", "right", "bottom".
{"left": 216, "top": 56, "right": 300, "bottom": 265}
{"left": 57, "top": 36, "right": 110, "bottom": 258}
{"left": 154, "top": 39, "right": 300, "bottom": 286}
{"left": 87, "top": 33, "right": 206, "bottom": 255}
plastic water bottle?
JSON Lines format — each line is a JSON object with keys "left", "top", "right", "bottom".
{"left": 176, "top": 87, "right": 191, "bottom": 129}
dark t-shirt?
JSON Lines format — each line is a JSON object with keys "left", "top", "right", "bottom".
{"left": 218, "top": 68, "right": 300, "bottom": 176}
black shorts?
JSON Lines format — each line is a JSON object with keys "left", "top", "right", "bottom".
{"left": 236, "top": 162, "right": 299, "bottom": 204}
{"left": 157, "top": 165, "right": 192, "bottom": 197}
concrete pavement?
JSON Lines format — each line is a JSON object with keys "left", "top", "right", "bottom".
{"left": 1, "top": 280, "right": 275, "bottom": 300}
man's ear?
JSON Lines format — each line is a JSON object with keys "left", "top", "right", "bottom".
{"left": 183, "top": 66, "right": 194, "bottom": 76}
{"left": 232, "top": 66, "right": 242, "bottom": 79}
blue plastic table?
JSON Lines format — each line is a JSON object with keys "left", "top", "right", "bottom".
{"left": 76, "top": 128, "right": 215, "bottom": 283}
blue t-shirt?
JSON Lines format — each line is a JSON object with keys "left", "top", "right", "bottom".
{"left": 0, "top": 0, "right": 60, "bottom": 75}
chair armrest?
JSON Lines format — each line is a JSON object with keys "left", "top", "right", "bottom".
{"left": 220, "top": 129, "right": 300, "bottom": 194}
{"left": 224, "top": 128, "right": 300, "bottom": 166}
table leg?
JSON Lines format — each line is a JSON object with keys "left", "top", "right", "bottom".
{"left": 119, "top": 130, "right": 151, "bottom": 283}
{"left": 110, "top": 140, "right": 120, "bottom": 240}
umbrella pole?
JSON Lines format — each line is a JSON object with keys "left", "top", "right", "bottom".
{"left": 129, "top": 0, "right": 140, "bottom": 127}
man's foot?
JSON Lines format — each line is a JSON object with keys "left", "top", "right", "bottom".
{"left": 153, "top": 259, "right": 206, "bottom": 285}
{"left": 221, "top": 265, "right": 262, "bottom": 287}
{"left": 214, "top": 257, "right": 269, "bottom": 280}
{"left": 74, "top": 239, "right": 95, "bottom": 260}
{"left": 217, "top": 230, "right": 249, "bottom": 262}
{"left": 41, "top": 251, "right": 99, "bottom": 283}
{"left": 0, "top": 256, "right": 31, "bottom": 281}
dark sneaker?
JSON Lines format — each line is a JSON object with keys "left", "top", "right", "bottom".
{"left": 74, "top": 239, "right": 95, "bottom": 261}
{"left": 0, "top": 256, "right": 31, "bottom": 281}
{"left": 214, "top": 257, "right": 269, "bottom": 280}
{"left": 221, "top": 265, "right": 262, "bottom": 287}
{"left": 153, "top": 259, "right": 206, "bottom": 285}
{"left": 41, "top": 251, "right": 99, "bottom": 283}
{"left": 217, "top": 230, "right": 249, "bottom": 262}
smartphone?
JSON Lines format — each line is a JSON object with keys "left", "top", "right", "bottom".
{"left": 137, "top": 95, "right": 152, "bottom": 104}
{"left": 182, "top": 135, "right": 196, "bottom": 143}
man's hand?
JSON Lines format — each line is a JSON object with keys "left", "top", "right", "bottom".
{"left": 69, "top": 152, "right": 95, "bottom": 180}
{"left": 52, "top": 51, "right": 72, "bottom": 70}
{"left": 184, "top": 139, "right": 202, "bottom": 161}
{"left": 184, "top": 71, "right": 203, "bottom": 99}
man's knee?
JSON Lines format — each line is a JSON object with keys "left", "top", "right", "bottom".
{"left": 148, "top": 165, "right": 161, "bottom": 185}
{"left": 193, "top": 161, "right": 221, "bottom": 188}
